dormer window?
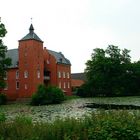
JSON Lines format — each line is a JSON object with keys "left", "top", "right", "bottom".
{"left": 16, "top": 61, "right": 19, "bottom": 67}
{"left": 59, "top": 58, "right": 62, "bottom": 63}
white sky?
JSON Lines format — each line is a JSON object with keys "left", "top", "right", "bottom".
{"left": 0, "top": 0, "right": 140, "bottom": 73}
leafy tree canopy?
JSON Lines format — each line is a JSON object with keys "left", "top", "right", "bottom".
{"left": 83, "top": 45, "right": 140, "bottom": 97}
{"left": 0, "top": 21, "right": 11, "bottom": 90}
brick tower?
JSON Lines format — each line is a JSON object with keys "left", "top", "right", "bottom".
{"left": 18, "top": 24, "right": 44, "bottom": 98}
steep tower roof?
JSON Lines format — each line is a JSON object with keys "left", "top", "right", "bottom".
{"left": 19, "top": 24, "right": 43, "bottom": 42}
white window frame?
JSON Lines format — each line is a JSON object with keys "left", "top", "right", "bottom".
{"left": 37, "top": 70, "right": 40, "bottom": 79}
{"left": 16, "top": 70, "right": 19, "bottom": 79}
{"left": 25, "top": 84, "right": 27, "bottom": 90}
{"left": 63, "top": 72, "right": 65, "bottom": 78}
{"left": 59, "top": 81, "right": 61, "bottom": 88}
{"left": 68, "top": 82, "right": 70, "bottom": 89}
{"left": 24, "top": 71, "right": 28, "bottom": 78}
{"left": 47, "top": 60, "right": 50, "bottom": 64}
{"left": 67, "top": 72, "right": 70, "bottom": 79}
{"left": 64, "top": 82, "right": 66, "bottom": 89}
{"left": 58, "top": 71, "right": 61, "bottom": 78}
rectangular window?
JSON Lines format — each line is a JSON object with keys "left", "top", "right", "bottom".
{"left": 47, "top": 60, "right": 50, "bottom": 64}
{"left": 58, "top": 71, "right": 61, "bottom": 78}
{"left": 59, "top": 82, "right": 61, "bottom": 88}
{"left": 68, "top": 82, "right": 70, "bottom": 89}
{"left": 16, "top": 71, "right": 19, "bottom": 79}
{"left": 16, "top": 81, "right": 19, "bottom": 89}
{"left": 64, "top": 82, "right": 66, "bottom": 89}
{"left": 24, "top": 71, "right": 28, "bottom": 78}
{"left": 25, "top": 84, "right": 27, "bottom": 90}
{"left": 67, "top": 72, "right": 70, "bottom": 79}
{"left": 37, "top": 70, "right": 40, "bottom": 78}
{"left": 63, "top": 72, "right": 65, "bottom": 78}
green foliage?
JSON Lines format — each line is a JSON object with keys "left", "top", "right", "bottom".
{"left": 65, "top": 95, "right": 80, "bottom": 100}
{"left": 0, "top": 21, "right": 11, "bottom": 90}
{"left": 31, "top": 84, "right": 65, "bottom": 106}
{"left": 0, "top": 93, "right": 7, "bottom": 105}
{"left": 1, "top": 110, "right": 140, "bottom": 139}
{"left": 46, "top": 86, "right": 65, "bottom": 104}
{"left": 0, "top": 112, "right": 6, "bottom": 122}
{"left": 76, "top": 83, "right": 92, "bottom": 97}
{"left": 84, "top": 45, "right": 140, "bottom": 97}
{"left": 31, "top": 84, "right": 48, "bottom": 105}
{"left": 14, "top": 115, "right": 32, "bottom": 125}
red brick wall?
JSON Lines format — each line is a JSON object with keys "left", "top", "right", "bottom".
{"left": 44, "top": 48, "right": 57, "bottom": 86}
{"left": 2, "top": 68, "right": 19, "bottom": 100}
{"left": 18, "top": 40, "right": 44, "bottom": 98}
{"left": 43, "top": 47, "right": 71, "bottom": 95}
{"left": 57, "top": 64, "right": 71, "bottom": 95}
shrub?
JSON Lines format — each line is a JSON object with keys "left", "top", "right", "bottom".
{"left": 46, "top": 86, "right": 65, "bottom": 104}
{"left": 31, "top": 84, "right": 65, "bottom": 105}
{"left": 0, "top": 112, "right": 6, "bottom": 122}
{"left": 0, "top": 93, "right": 7, "bottom": 105}
{"left": 31, "top": 84, "right": 47, "bottom": 105}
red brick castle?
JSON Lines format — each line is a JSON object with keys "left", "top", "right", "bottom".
{"left": 3, "top": 24, "right": 71, "bottom": 100}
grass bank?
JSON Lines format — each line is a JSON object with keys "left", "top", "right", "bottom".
{"left": 0, "top": 110, "right": 140, "bottom": 140}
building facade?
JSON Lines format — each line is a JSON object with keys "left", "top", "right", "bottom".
{"left": 2, "top": 24, "right": 71, "bottom": 100}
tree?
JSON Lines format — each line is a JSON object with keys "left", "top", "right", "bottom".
{"left": 31, "top": 84, "right": 65, "bottom": 105}
{"left": 0, "top": 20, "right": 11, "bottom": 91}
{"left": 84, "top": 45, "right": 136, "bottom": 97}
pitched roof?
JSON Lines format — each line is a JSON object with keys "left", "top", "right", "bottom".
{"left": 6, "top": 49, "right": 18, "bottom": 68}
{"left": 48, "top": 50, "right": 71, "bottom": 65}
{"left": 71, "top": 73, "right": 87, "bottom": 81}
{"left": 19, "top": 24, "right": 43, "bottom": 43}
{"left": 6, "top": 48, "right": 71, "bottom": 68}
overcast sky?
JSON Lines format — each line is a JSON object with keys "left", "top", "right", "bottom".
{"left": 0, "top": 0, "right": 140, "bottom": 73}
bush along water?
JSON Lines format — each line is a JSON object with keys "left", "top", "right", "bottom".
{"left": 0, "top": 93, "right": 7, "bottom": 105}
{"left": 31, "top": 84, "right": 65, "bottom": 105}
{"left": 1, "top": 110, "right": 140, "bottom": 139}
